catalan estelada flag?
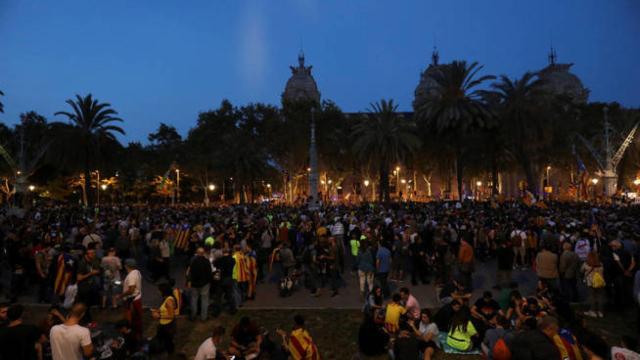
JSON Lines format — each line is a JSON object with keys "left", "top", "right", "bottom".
{"left": 246, "top": 254, "right": 257, "bottom": 298}
{"left": 232, "top": 251, "right": 249, "bottom": 282}
{"left": 174, "top": 225, "right": 191, "bottom": 251}
{"left": 54, "top": 253, "right": 75, "bottom": 296}
{"left": 288, "top": 328, "right": 320, "bottom": 360}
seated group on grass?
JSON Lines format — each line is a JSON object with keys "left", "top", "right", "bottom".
{"left": 358, "top": 281, "right": 622, "bottom": 360}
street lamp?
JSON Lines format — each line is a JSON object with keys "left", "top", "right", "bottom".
{"left": 28, "top": 185, "right": 35, "bottom": 192}
{"left": 634, "top": 179, "right": 640, "bottom": 186}
{"left": 175, "top": 169, "right": 180, "bottom": 203}
{"left": 100, "top": 184, "right": 107, "bottom": 191}
{"left": 208, "top": 184, "right": 215, "bottom": 191}
{"left": 591, "top": 178, "right": 599, "bottom": 185}
{"left": 363, "top": 180, "right": 370, "bottom": 187}
{"left": 476, "top": 181, "right": 482, "bottom": 187}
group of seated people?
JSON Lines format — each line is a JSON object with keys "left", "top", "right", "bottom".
{"left": 358, "top": 278, "right": 620, "bottom": 360}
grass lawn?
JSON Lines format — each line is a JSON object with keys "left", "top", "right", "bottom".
{"left": 147, "top": 309, "right": 482, "bottom": 360}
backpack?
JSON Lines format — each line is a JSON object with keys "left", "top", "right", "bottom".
{"left": 592, "top": 271, "right": 606, "bottom": 289}
{"left": 492, "top": 335, "right": 512, "bottom": 360}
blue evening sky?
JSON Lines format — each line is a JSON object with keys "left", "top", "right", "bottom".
{"left": 1, "top": 0, "right": 639, "bottom": 142}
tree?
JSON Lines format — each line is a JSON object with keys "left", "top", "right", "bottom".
{"left": 415, "top": 61, "right": 495, "bottom": 199}
{"left": 148, "top": 123, "right": 182, "bottom": 150}
{"left": 54, "top": 94, "right": 125, "bottom": 206}
{"left": 491, "top": 72, "right": 553, "bottom": 195}
{"left": 352, "top": 99, "right": 420, "bottom": 202}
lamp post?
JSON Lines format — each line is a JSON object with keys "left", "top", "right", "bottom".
{"left": 591, "top": 178, "right": 599, "bottom": 199}
{"left": 476, "top": 181, "right": 482, "bottom": 200}
{"left": 395, "top": 166, "right": 401, "bottom": 198}
{"left": 363, "top": 179, "right": 370, "bottom": 201}
{"left": 175, "top": 169, "right": 180, "bottom": 204}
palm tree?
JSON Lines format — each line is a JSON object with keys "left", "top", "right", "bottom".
{"left": 415, "top": 61, "right": 495, "bottom": 199}
{"left": 491, "top": 72, "right": 549, "bottom": 195}
{"left": 54, "top": 94, "right": 125, "bottom": 206}
{"left": 353, "top": 99, "right": 421, "bottom": 202}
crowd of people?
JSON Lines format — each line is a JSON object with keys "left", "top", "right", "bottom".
{"left": 0, "top": 200, "right": 638, "bottom": 359}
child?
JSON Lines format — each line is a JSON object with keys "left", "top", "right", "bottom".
{"left": 384, "top": 293, "right": 406, "bottom": 334}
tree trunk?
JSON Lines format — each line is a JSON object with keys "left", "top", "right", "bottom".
{"left": 379, "top": 163, "right": 390, "bottom": 203}
{"left": 455, "top": 151, "right": 464, "bottom": 201}
{"left": 491, "top": 157, "right": 499, "bottom": 197}
{"left": 83, "top": 164, "right": 91, "bottom": 207}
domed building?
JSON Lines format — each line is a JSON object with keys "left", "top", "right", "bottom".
{"left": 412, "top": 48, "right": 444, "bottom": 110}
{"left": 537, "top": 48, "right": 589, "bottom": 104}
{"left": 282, "top": 51, "right": 321, "bottom": 104}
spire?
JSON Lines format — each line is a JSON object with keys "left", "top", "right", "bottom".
{"left": 298, "top": 49, "right": 305, "bottom": 68}
{"left": 548, "top": 46, "right": 557, "bottom": 65}
{"left": 431, "top": 46, "right": 439, "bottom": 66}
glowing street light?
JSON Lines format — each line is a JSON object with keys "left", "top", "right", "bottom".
{"left": 266, "top": 183, "right": 272, "bottom": 188}
{"left": 328, "top": 179, "right": 332, "bottom": 184}
{"left": 401, "top": 179, "right": 407, "bottom": 184}
{"left": 395, "top": 166, "right": 401, "bottom": 172}
{"left": 28, "top": 185, "right": 35, "bottom": 192}
{"left": 591, "top": 178, "right": 599, "bottom": 185}
{"left": 634, "top": 179, "right": 640, "bottom": 186}
{"left": 363, "top": 180, "right": 370, "bottom": 187}
{"left": 100, "top": 184, "right": 108, "bottom": 191}
{"left": 208, "top": 184, "right": 215, "bottom": 191}
{"left": 476, "top": 181, "right": 483, "bottom": 187}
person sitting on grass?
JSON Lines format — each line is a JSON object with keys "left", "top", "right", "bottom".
{"left": 277, "top": 315, "right": 320, "bottom": 360}
{"left": 229, "top": 316, "right": 262, "bottom": 360}
{"left": 384, "top": 293, "right": 407, "bottom": 334}
{"left": 408, "top": 309, "right": 439, "bottom": 360}
{"left": 392, "top": 321, "right": 419, "bottom": 360}
{"left": 194, "top": 326, "right": 225, "bottom": 360}
{"left": 446, "top": 308, "right": 478, "bottom": 352}
{"left": 481, "top": 315, "right": 513, "bottom": 360}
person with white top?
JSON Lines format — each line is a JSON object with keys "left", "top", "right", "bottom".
{"left": 50, "top": 303, "right": 93, "bottom": 360}
{"left": 121, "top": 258, "right": 143, "bottom": 342}
{"left": 195, "top": 326, "right": 225, "bottom": 360}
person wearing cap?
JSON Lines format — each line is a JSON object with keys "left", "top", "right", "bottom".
{"left": 121, "top": 258, "right": 142, "bottom": 342}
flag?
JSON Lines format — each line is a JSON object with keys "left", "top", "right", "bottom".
{"left": 233, "top": 251, "right": 249, "bottom": 282}
{"left": 174, "top": 225, "right": 191, "bottom": 251}
{"left": 246, "top": 254, "right": 257, "bottom": 298}
{"left": 288, "top": 328, "right": 320, "bottom": 360}
{"left": 54, "top": 253, "right": 75, "bottom": 296}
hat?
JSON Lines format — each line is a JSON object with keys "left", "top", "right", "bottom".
{"left": 124, "top": 258, "right": 137, "bottom": 268}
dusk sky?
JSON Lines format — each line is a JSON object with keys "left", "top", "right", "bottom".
{"left": 1, "top": 0, "right": 639, "bottom": 142}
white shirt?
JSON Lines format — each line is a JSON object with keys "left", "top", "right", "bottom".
{"left": 50, "top": 324, "right": 92, "bottom": 360}
{"left": 194, "top": 338, "right": 217, "bottom": 360}
{"left": 123, "top": 269, "right": 142, "bottom": 301}
{"left": 82, "top": 233, "right": 102, "bottom": 248}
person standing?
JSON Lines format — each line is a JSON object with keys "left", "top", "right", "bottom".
{"left": 187, "top": 247, "right": 213, "bottom": 321}
{"left": 581, "top": 251, "right": 606, "bottom": 318}
{"left": 50, "top": 303, "right": 93, "bottom": 360}
{"left": 376, "top": 242, "right": 392, "bottom": 298}
{"left": 232, "top": 245, "right": 249, "bottom": 304}
{"left": 0, "top": 304, "right": 43, "bottom": 360}
{"left": 121, "top": 258, "right": 143, "bottom": 343}
{"left": 356, "top": 242, "right": 375, "bottom": 298}
{"left": 100, "top": 247, "right": 122, "bottom": 309}
{"left": 458, "top": 238, "right": 475, "bottom": 290}
{"left": 559, "top": 242, "right": 579, "bottom": 302}
{"left": 151, "top": 282, "right": 177, "bottom": 355}
{"left": 496, "top": 241, "right": 514, "bottom": 288}
{"left": 535, "top": 243, "right": 559, "bottom": 292}
{"left": 76, "top": 245, "right": 101, "bottom": 323}
{"left": 214, "top": 248, "right": 237, "bottom": 315}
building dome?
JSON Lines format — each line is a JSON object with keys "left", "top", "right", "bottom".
{"left": 413, "top": 48, "right": 444, "bottom": 110}
{"left": 282, "top": 52, "right": 321, "bottom": 105}
{"left": 537, "top": 48, "right": 589, "bottom": 104}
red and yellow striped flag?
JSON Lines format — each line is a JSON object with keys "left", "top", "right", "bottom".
{"left": 288, "top": 328, "right": 320, "bottom": 360}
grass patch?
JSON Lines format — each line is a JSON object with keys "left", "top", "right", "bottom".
{"left": 145, "top": 309, "right": 481, "bottom": 360}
